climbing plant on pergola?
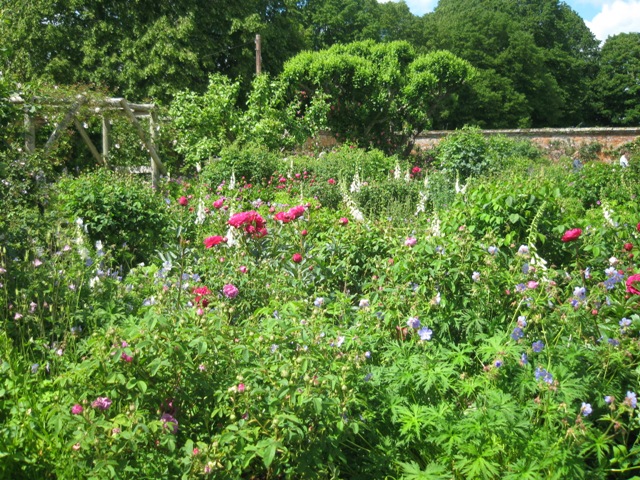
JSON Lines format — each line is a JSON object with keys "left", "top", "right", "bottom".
{"left": 8, "top": 93, "right": 166, "bottom": 186}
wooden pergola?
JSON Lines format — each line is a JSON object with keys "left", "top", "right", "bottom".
{"left": 8, "top": 94, "right": 166, "bottom": 186}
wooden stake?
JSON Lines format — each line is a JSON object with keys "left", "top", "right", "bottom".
{"left": 24, "top": 110, "right": 35, "bottom": 153}
{"left": 102, "top": 115, "right": 110, "bottom": 165}
{"left": 119, "top": 99, "right": 166, "bottom": 176}
{"left": 74, "top": 119, "right": 107, "bottom": 166}
{"left": 255, "top": 34, "right": 262, "bottom": 75}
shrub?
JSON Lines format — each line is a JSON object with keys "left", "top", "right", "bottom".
{"left": 54, "top": 169, "right": 170, "bottom": 266}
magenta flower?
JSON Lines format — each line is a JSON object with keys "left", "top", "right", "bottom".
{"left": 71, "top": 404, "right": 83, "bottom": 415}
{"left": 161, "top": 413, "right": 179, "bottom": 434}
{"left": 405, "top": 237, "right": 417, "bottom": 247}
{"left": 237, "top": 383, "right": 246, "bottom": 393}
{"left": 223, "top": 284, "right": 239, "bottom": 299}
{"left": 92, "top": 397, "right": 112, "bottom": 410}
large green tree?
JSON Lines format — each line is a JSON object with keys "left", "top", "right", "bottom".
{"left": 422, "top": 0, "right": 599, "bottom": 128}
{"left": 592, "top": 33, "right": 640, "bottom": 126}
{"left": 0, "top": 0, "right": 305, "bottom": 101}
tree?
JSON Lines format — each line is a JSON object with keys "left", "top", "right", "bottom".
{"left": 279, "top": 40, "right": 474, "bottom": 154}
{"left": 421, "top": 0, "right": 599, "bottom": 128}
{"left": 593, "top": 33, "right": 640, "bottom": 126}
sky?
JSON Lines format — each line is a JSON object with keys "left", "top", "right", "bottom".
{"left": 379, "top": 0, "right": 640, "bottom": 42}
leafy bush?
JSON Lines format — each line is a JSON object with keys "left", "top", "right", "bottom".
{"left": 54, "top": 169, "right": 171, "bottom": 266}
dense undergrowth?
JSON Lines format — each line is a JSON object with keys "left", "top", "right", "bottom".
{"left": 1, "top": 131, "right": 640, "bottom": 479}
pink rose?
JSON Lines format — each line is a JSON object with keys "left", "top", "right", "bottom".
{"left": 292, "top": 253, "right": 303, "bottom": 263}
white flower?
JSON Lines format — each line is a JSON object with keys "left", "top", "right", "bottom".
{"left": 472, "top": 271, "right": 481, "bottom": 282}
{"left": 609, "top": 256, "right": 618, "bottom": 265}
{"left": 195, "top": 199, "right": 206, "bottom": 225}
{"left": 349, "top": 171, "right": 362, "bottom": 193}
{"left": 517, "top": 245, "right": 529, "bottom": 255}
{"left": 228, "top": 171, "right": 236, "bottom": 190}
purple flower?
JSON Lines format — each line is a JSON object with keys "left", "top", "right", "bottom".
{"left": 92, "top": 397, "right": 112, "bottom": 410}
{"left": 534, "top": 367, "right": 553, "bottom": 384}
{"left": 620, "top": 317, "right": 632, "bottom": 327}
{"left": 223, "top": 284, "right": 239, "bottom": 299}
{"left": 515, "top": 283, "right": 526, "bottom": 293}
{"left": 161, "top": 413, "right": 179, "bottom": 434}
{"left": 580, "top": 402, "right": 592, "bottom": 416}
{"left": 511, "top": 327, "right": 524, "bottom": 341}
{"left": 532, "top": 340, "right": 544, "bottom": 353}
{"left": 604, "top": 395, "right": 614, "bottom": 404}
{"left": 407, "top": 316, "right": 421, "bottom": 329}
{"left": 608, "top": 338, "right": 620, "bottom": 347}
{"left": 494, "top": 360, "right": 503, "bottom": 368}
{"left": 520, "top": 353, "right": 528, "bottom": 365}
{"left": 488, "top": 246, "right": 497, "bottom": 255}
{"left": 314, "top": 297, "right": 325, "bottom": 307}
{"left": 624, "top": 391, "right": 637, "bottom": 409}
{"left": 517, "top": 316, "right": 527, "bottom": 328}
{"left": 418, "top": 327, "right": 433, "bottom": 341}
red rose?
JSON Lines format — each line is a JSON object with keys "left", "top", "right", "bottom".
{"left": 203, "top": 236, "right": 226, "bottom": 248}
{"left": 411, "top": 166, "right": 421, "bottom": 175}
{"left": 561, "top": 228, "right": 582, "bottom": 242}
{"left": 627, "top": 274, "right": 640, "bottom": 295}
{"left": 624, "top": 243, "right": 634, "bottom": 251}
{"left": 292, "top": 253, "right": 303, "bottom": 263}
{"left": 178, "top": 196, "right": 188, "bottom": 206}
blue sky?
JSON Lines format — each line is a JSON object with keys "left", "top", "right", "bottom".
{"left": 379, "top": 0, "right": 640, "bottom": 41}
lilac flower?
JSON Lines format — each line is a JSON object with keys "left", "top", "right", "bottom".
{"left": 364, "top": 351, "right": 371, "bottom": 359}
{"left": 92, "top": 397, "right": 112, "bottom": 410}
{"left": 624, "top": 391, "right": 637, "bottom": 409}
{"left": 418, "top": 327, "right": 433, "bottom": 341}
{"left": 515, "top": 283, "right": 526, "bottom": 293}
{"left": 407, "top": 316, "right": 421, "bottom": 329}
{"left": 527, "top": 281, "right": 538, "bottom": 290}
{"left": 580, "top": 402, "right": 592, "bottom": 416}
{"left": 335, "top": 336, "right": 345, "bottom": 348}
{"left": 518, "top": 245, "right": 529, "bottom": 255}
{"left": 488, "top": 246, "right": 498, "bottom": 255}
{"left": 604, "top": 395, "right": 614, "bottom": 404}
{"left": 314, "top": 297, "right": 325, "bottom": 307}
{"left": 364, "top": 373, "right": 373, "bottom": 382}
{"left": 31, "top": 363, "right": 39, "bottom": 374}
{"left": 404, "top": 237, "right": 417, "bottom": 247}
{"left": 494, "top": 360, "right": 503, "bottom": 368}
{"left": 359, "top": 299, "right": 370, "bottom": 308}
{"left": 270, "top": 344, "right": 279, "bottom": 353}
{"left": 619, "top": 318, "right": 632, "bottom": 327}
{"left": 517, "top": 316, "right": 527, "bottom": 328}
{"left": 608, "top": 338, "right": 620, "bottom": 347}
{"left": 532, "top": 341, "right": 544, "bottom": 353}
{"left": 471, "top": 271, "right": 481, "bottom": 282}
{"left": 33, "top": 259, "right": 43, "bottom": 267}
{"left": 522, "top": 263, "right": 530, "bottom": 274}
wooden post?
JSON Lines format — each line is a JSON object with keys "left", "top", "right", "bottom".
{"left": 74, "top": 119, "right": 107, "bottom": 166}
{"left": 102, "top": 115, "right": 110, "bottom": 165}
{"left": 44, "top": 96, "right": 86, "bottom": 156}
{"left": 149, "top": 110, "right": 160, "bottom": 188}
{"left": 24, "top": 110, "right": 36, "bottom": 153}
{"left": 119, "top": 99, "right": 166, "bottom": 177}
{"left": 255, "top": 34, "right": 262, "bottom": 75}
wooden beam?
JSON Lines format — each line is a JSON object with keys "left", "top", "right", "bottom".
{"left": 119, "top": 99, "right": 166, "bottom": 175}
{"left": 44, "top": 96, "right": 86, "bottom": 156}
{"left": 149, "top": 110, "right": 160, "bottom": 188}
{"left": 9, "top": 95, "right": 155, "bottom": 113}
{"left": 102, "top": 116, "right": 110, "bottom": 165}
{"left": 74, "top": 119, "right": 107, "bottom": 166}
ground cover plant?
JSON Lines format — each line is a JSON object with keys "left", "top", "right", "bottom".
{"left": 1, "top": 132, "right": 640, "bottom": 479}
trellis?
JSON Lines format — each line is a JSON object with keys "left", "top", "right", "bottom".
{"left": 8, "top": 94, "right": 166, "bottom": 186}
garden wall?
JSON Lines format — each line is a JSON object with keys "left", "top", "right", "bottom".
{"left": 415, "top": 127, "right": 640, "bottom": 160}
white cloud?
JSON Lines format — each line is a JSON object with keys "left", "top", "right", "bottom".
{"left": 585, "top": 0, "right": 640, "bottom": 41}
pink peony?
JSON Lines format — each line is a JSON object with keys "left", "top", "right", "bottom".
{"left": 239, "top": 266, "right": 248, "bottom": 274}
{"left": 203, "top": 235, "right": 226, "bottom": 248}
{"left": 624, "top": 243, "right": 634, "bottom": 251}
{"left": 213, "top": 198, "right": 225, "bottom": 209}
{"left": 237, "top": 383, "right": 246, "bottom": 393}
{"left": 292, "top": 253, "right": 303, "bottom": 263}
{"left": 328, "top": 178, "right": 336, "bottom": 185}
{"left": 338, "top": 217, "right": 349, "bottom": 226}
{"left": 223, "top": 284, "right": 239, "bottom": 299}
{"left": 627, "top": 274, "right": 640, "bottom": 296}
{"left": 405, "top": 237, "right": 417, "bottom": 247}
{"left": 121, "top": 352, "right": 133, "bottom": 362}
{"left": 92, "top": 397, "right": 112, "bottom": 410}
{"left": 71, "top": 404, "right": 83, "bottom": 415}
{"left": 178, "top": 196, "right": 189, "bottom": 206}
{"left": 561, "top": 228, "right": 582, "bottom": 242}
